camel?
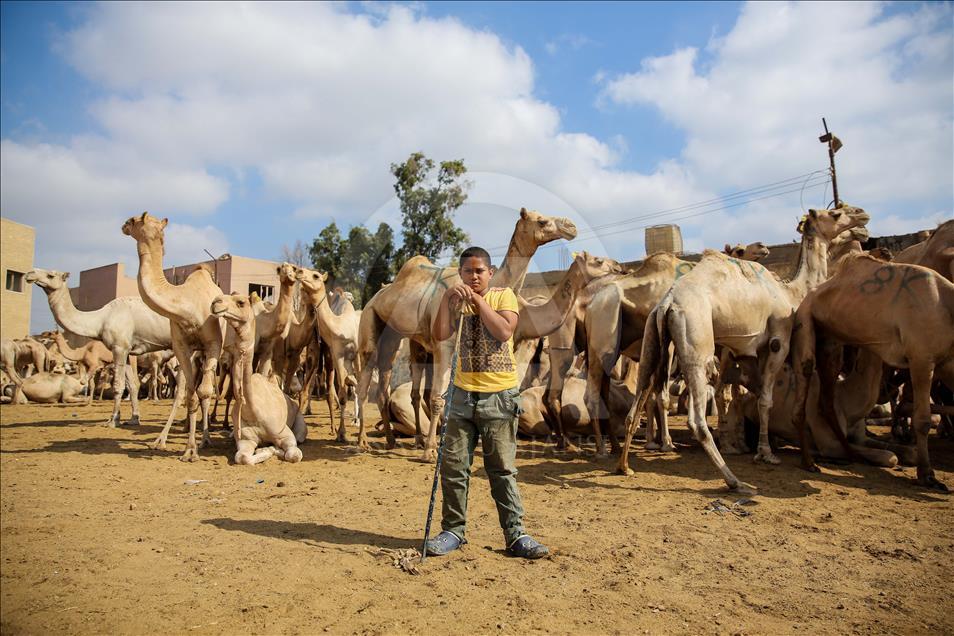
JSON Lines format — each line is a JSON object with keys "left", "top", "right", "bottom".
{"left": 512, "top": 252, "right": 623, "bottom": 345}
{"left": 724, "top": 242, "right": 771, "bottom": 261}
{"left": 619, "top": 205, "right": 871, "bottom": 493}
{"left": 307, "top": 269, "right": 360, "bottom": 442}
{"left": 252, "top": 263, "right": 300, "bottom": 375}
{"left": 50, "top": 331, "right": 114, "bottom": 403}
{"left": 122, "top": 212, "right": 225, "bottom": 461}
{"left": 211, "top": 293, "right": 306, "bottom": 464}
{"left": 894, "top": 219, "right": 953, "bottom": 281}
{"left": 582, "top": 252, "right": 700, "bottom": 456}
{"left": 27, "top": 268, "right": 173, "bottom": 426}
{"left": 791, "top": 253, "right": 954, "bottom": 490}
{"left": 519, "top": 371, "right": 637, "bottom": 440}
{"left": 354, "top": 208, "right": 577, "bottom": 460}
{"left": 138, "top": 349, "right": 177, "bottom": 400}
{"left": 724, "top": 351, "right": 914, "bottom": 467}
{"left": 15, "top": 372, "right": 87, "bottom": 404}
{"left": 0, "top": 337, "right": 49, "bottom": 404}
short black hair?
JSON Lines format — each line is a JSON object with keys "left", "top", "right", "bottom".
{"left": 458, "top": 246, "right": 492, "bottom": 269}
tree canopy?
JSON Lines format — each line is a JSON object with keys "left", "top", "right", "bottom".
{"left": 308, "top": 221, "right": 394, "bottom": 308}
{"left": 391, "top": 151, "right": 470, "bottom": 268}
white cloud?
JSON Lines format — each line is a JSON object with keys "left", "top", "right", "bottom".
{"left": 601, "top": 1, "right": 953, "bottom": 243}
{"left": 3, "top": 0, "right": 950, "bottom": 324}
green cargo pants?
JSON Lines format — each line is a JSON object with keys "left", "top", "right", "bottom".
{"left": 440, "top": 386, "right": 526, "bottom": 546}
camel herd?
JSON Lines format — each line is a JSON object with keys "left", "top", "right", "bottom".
{"left": 2, "top": 208, "right": 952, "bottom": 493}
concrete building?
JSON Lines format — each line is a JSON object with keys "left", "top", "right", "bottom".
{"left": 67, "top": 253, "right": 284, "bottom": 311}
{"left": 1, "top": 218, "right": 36, "bottom": 339}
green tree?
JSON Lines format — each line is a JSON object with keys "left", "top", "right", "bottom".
{"left": 309, "top": 221, "right": 343, "bottom": 285}
{"left": 309, "top": 220, "right": 395, "bottom": 308}
{"left": 391, "top": 152, "right": 470, "bottom": 269}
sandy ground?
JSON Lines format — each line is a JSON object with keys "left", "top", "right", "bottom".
{"left": 1, "top": 397, "right": 952, "bottom": 635}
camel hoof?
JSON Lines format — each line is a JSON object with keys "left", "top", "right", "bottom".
{"left": 731, "top": 481, "right": 758, "bottom": 496}
{"left": 645, "top": 441, "right": 660, "bottom": 451}
{"left": 753, "top": 451, "right": 781, "bottom": 465}
{"left": 660, "top": 443, "right": 676, "bottom": 453}
{"left": 421, "top": 449, "right": 437, "bottom": 463}
{"left": 800, "top": 462, "right": 821, "bottom": 473}
{"left": 356, "top": 439, "right": 371, "bottom": 452}
{"left": 919, "top": 476, "right": 949, "bottom": 492}
{"left": 105, "top": 418, "right": 118, "bottom": 428}
{"left": 616, "top": 466, "right": 635, "bottom": 477}
{"left": 179, "top": 450, "right": 199, "bottom": 462}
{"left": 124, "top": 416, "right": 140, "bottom": 427}
{"left": 148, "top": 439, "right": 166, "bottom": 451}
{"left": 415, "top": 436, "right": 425, "bottom": 450}
{"left": 594, "top": 450, "right": 609, "bottom": 460}
{"left": 561, "top": 442, "right": 582, "bottom": 454}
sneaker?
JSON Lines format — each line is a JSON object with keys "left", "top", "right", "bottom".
{"left": 424, "top": 531, "right": 465, "bottom": 556}
{"left": 507, "top": 535, "right": 549, "bottom": 559}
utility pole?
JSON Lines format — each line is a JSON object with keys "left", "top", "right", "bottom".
{"left": 204, "top": 249, "right": 219, "bottom": 288}
{"left": 818, "top": 117, "right": 842, "bottom": 209}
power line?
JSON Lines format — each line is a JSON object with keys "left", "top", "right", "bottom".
{"left": 484, "top": 168, "right": 831, "bottom": 255}
{"left": 489, "top": 176, "right": 831, "bottom": 257}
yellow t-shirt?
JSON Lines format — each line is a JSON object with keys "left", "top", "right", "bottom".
{"left": 453, "top": 287, "right": 519, "bottom": 392}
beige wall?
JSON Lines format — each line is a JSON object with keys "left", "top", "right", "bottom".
{"left": 229, "top": 256, "right": 282, "bottom": 303}
{"left": 72, "top": 262, "right": 140, "bottom": 310}
{"left": 1, "top": 218, "right": 35, "bottom": 339}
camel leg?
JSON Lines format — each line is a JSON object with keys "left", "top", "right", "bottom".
{"left": 753, "top": 336, "right": 788, "bottom": 465}
{"left": 370, "top": 332, "right": 402, "bottom": 451}
{"left": 299, "top": 355, "right": 319, "bottom": 419}
{"left": 684, "top": 362, "right": 756, "bottom": 494}
{"left": 326, "top": 370, "right": 339, "bottom": 440}
{"left": 124, "top": 359, "right": 141, "bottom": 425}
{"left": 910, "top": 362, "right": 946, "bottom": 491}
{"left": 234, "top": 439, "right": 278, "bottom": 465}
{"left": 150, "top": 366, "right": 187, "bottom": 450}
{"left": 409, "top": 341, "right": 428, "bottom": 449}
{"left": 423, "top": 343, "right": 453, "bottom": 463}
{"left": 545, "top": 346, "right": 579, "bottom": 452}
{"left": 618, "top": 309, "right": 663, "bottom": 475}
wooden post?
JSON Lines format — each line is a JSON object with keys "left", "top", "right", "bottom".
{"left": 819, "top": 117, "right": 840, "bottom": 208}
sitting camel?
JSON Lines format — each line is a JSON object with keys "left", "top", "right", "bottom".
{"left": 14, "top": 372, "right": 87, "bottom": 404}
{"left": 1, "top": 337, "right": 49, "bottom": 404}
{"left": 620, "top": 205, "right": 870, "bottom": 494}
{"left": 51, "top": 331, "right": 114, "bottom": 404}
{"left": 724, "top": 242, "right": 771, "bottom": 261}
{"left": 792, "top": 252, "right": 954, "bottom": 490}
{"left": 28, "top": 268, "right": 172, "bottom": 426}
{"left": 211, "top": 293, "right": 306, "bottom": 465}
{"left": 724, "top": 352, "right": 914, "bottom": 467}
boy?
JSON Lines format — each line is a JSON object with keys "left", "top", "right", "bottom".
{"left": 425, "top": 246, "right": 549, "bottom": 559}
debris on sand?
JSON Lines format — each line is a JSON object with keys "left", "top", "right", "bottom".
{"left": 183, "top": 479, "right": 207, "bottom": 486}
{"left": 704, "top": 499, "right": 755, "bottom": 518}
{"left": 370, "top": 548, "right": 423, "bottom": 575}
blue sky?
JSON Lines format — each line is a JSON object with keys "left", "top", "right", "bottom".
{"left": 1, "top": 1, "right": 951, "bottom": 332}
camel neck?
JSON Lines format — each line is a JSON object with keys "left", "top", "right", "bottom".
{"left": 518, "top": 262, "right": 584, "bottom": 340}
{"left": 46, "top": 285, "right": 103, "bottom": 339}
{"left": 491, "top": 230, "right": 535, "bottom": 293}
{"left": 54, "top": 332, "right": 86, "bottom": 362}
{"left": 136, "top": 238, "right": 181, "bottom": 317}
{"left": 786, "top": 231, "right": 829, "bottom": 303}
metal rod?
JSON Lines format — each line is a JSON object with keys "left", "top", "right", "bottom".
{"left": 822, "top": 118, "right": 839, "bottom": 208}
{"left": 420, "top": 319, "right": 463, "bottom": 563}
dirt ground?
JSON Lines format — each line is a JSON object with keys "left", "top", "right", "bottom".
{"left": 1, "top": 398, "right": 952, "bottom": 635}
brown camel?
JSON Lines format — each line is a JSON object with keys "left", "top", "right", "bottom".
{"left": 354, "top": 208, "right": 577, "bottom": 460}
{"left": 122, "top": 212, "right": 225, "bottom": 461}
{"left": 792, "top": 253, "right": 954, "bottom": 490}
{"left": 619, "top": 205, "right": 870, "bottom": 493}
{"left": 894, "top": 219, "right": 953, "bottom": 282}
{"left": 582, "top": 252, "right": 698, "bottom": 456}
{"left": 51, "top": 331, "right": 114, "bottom": 404}
{"left": 252, "top": 263, "right": 301, "bottom": 376}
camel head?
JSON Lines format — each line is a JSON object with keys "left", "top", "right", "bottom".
{"left": 868, "top": 246, "right": 894, "bottom": 261}
{"left": 121, "top": 212, "right": 168, "bottom": 247}
{"left": 830, "top": 225, "right": 870, "bottom": 248}
{"left": 573, "top": 251, "right": 624, "bottom": 281}
{"left": 298, "top": 267, "right": 329, "bottom": 306}
{"left": 724, "top": 242, "right": 770, "bottom": 261}
{"left": 277, "top": 262, "right": 301, "bottom": 285}
{"left": 211, "top": 293, "right": 255, "bottom": 328}
{"left": 798, "top": 204, "right": 870, "bottom": 243}
{"left": 25, "top": 268, "right": 69, "bottom": 292}
{"left": 517, "top": 208, "right": 578, "bottom": 247}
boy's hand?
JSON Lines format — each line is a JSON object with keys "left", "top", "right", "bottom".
{"left": 446, "top": 284, "right": 476, "bottom": 311}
